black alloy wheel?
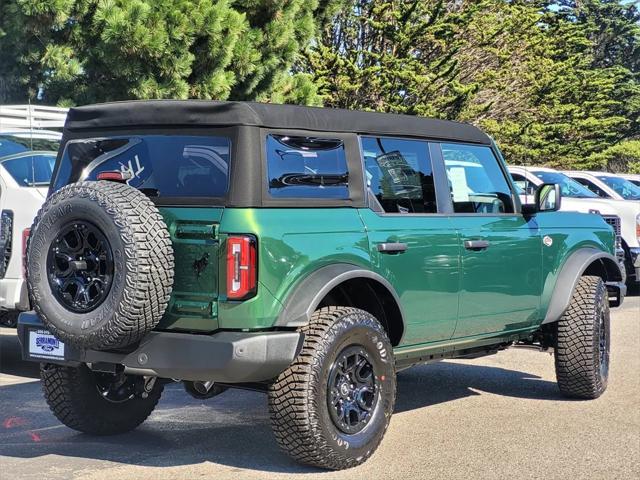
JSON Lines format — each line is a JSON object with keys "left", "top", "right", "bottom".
{"left": 327, "top": 345, "right": 379, "bottom": 434}
{"left": 46, "top": 221, "right": 113, "bottom": 313}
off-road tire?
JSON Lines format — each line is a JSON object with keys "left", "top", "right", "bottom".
{"left": 555, "top": 275, "right": 610, "bottom": 399}
{"left": 27, "top": 181, "right": 174, "bottom": 350}
{"left": 0, "top": 310, "right": 19, "bottom": 328}
{"left": 41, "top": 363, "right": 163, "bottom": 435}
{"left": 268, "top": 307, "right": 396, "bottom": 470}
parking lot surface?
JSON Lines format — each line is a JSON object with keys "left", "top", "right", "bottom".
{"left": 1, "top": 294, "right": 638, "bottom": 480}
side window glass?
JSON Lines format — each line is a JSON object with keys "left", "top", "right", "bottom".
{"left": 361, "top": 137, "right": 437, "bottom": 214}
{"left": 1, "top": 154, "right": 56, "bottom": 187}
{"left": 442, "top": 144, "right": 514, "bottom": 214}
{"left": 573, "top": 178, "right": 610, "bottom": 198}
{"left": 510, "top": 173, "right": 535, "bottom": 196}
{"left": 266, "top": 135, "right": 348, "bottom": 199}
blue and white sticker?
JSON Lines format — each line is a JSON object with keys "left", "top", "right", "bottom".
{"left": 29, "top": 330, "right": 65, "bottom": 360}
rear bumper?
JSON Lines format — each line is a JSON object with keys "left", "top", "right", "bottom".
{"left": 18, "top": 312, "right": 303, "bottom": 383}
{"left": 0, "top": 278, "right": 29, "bottom": 311}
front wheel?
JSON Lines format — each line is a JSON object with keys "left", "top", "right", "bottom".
{"left": 41, "top": 363, "right": 163, "bottom": 435}
{"left": 268, "top": 307, "right": 396, "bottom": 470}
{"left": 555, "top": 275, "right": 610, "bottom": 399}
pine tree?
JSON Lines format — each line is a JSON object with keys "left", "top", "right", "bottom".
{"left": 304, "top": 0, "right": 488, "bottom": 118}
{"left": 0, "top": 0, "right": 321, "bottom": 105}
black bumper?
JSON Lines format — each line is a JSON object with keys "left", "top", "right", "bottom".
{"left": 18, "top": 312, "right": 303, "bottom": 383}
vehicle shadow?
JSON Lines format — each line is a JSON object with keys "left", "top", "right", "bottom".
{"left": 395, "top": 359, "right": 564, "bottom": 413}
{"left": 626, "top": 282, "right": 640, "bottom": 297}
{"left": 0, "top": 328, "right": 39, "bottom": 380}
{"left": 0, "top": 344, "right": 564, "bottom": 474}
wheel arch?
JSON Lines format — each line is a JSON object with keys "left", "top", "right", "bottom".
{"left": 543, "top": 248, "right": 624, "bottom": 325}
{"left": 275, "top": 264, "right": 405, "bottom": 346}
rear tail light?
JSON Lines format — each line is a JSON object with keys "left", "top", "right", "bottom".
{"left": 97, "top": 170, "right": 132, "bottom": 182}
{"left": 22, "top": 228, "right": 30, "bottom": 278}
{"left": 226, "top": 235, "right": 257, "bottom": 300}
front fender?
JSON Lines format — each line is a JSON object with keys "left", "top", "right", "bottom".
{"left": 543, "top": 248, "right": 624, "bottom": 324}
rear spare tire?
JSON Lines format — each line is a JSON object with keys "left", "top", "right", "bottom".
{"left": 27, "top": 181, "right": 174, "bottom": 350}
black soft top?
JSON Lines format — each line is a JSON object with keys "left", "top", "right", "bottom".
{"left": 64, "top": 100, "right": 491, "bottom": 145}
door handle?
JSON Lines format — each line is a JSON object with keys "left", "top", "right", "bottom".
{"left": 377, "top": 242, "right": 408, "bottom": 254}
{"left": 464, "top": 240, "right": 490, "bottom": 251}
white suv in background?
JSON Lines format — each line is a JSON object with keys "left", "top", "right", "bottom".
{"left": 509, "top": 166, "right": 639, "bottom": 284}
{"left": 563, "top": 170, "right": 640, "bottom": 202}
{"left": 0, "top": 129, "right": 61, "bottom": 326}
{"left": 618, "top": 173, "right": 640, "bottom": 188}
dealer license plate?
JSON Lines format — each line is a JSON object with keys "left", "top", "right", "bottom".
{"left": 28, "top": 329, "right": 65, "bottom": 360}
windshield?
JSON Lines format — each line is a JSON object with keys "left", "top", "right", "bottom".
{"left": 596, "top": 175, "right": 640, "bottom": 200}
{"left": 1, "top": 153, "right": 57, "bottom": 187}
{"left": 533, "top": 171, "right": 598, "bottom": 198}
{"left": 0, "top": 134, "right": 60, "bottom": 158}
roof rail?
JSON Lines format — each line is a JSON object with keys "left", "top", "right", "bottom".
{"left": 0, "top": 105, "right": 68, "bottom": 130}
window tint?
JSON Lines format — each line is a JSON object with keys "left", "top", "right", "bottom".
{"left": 362, "top": 137, "right": 437, "bottom": 214}
{"left": 266, "top": 135, "right": 348, "bottom": 199}
{"left": 1, "top": 153, "right": 56, "bottom": 187}
{"left": 442, "top": 144, "right": 514, "bottom": 214}
{"left": 510, "top": 172, "right": 536, "bottom": 195}
{"left": 596, "top": 175, "right": 640, "bottom": 200}
{"left": 54, "top": 135, "right": 230, "bottom": 197}
{"left": 572, "top": 177, "right": 610, "bottom": 198}
{"left": 0, "top": 135, "right": 60, "bottom": 158}
{"left": 533, "top": 171, "right": 598, "bottom": 198}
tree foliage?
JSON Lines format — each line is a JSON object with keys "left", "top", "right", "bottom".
{"left": 0, "top": 0, "right": 321, "bottom": 105}
{"left": 308, "top": 0, "right": 640, "bottom": 170}
{"left": 1, "top": 0, "right": 638, "bottom": 171}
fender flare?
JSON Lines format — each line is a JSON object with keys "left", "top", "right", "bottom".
{"left": 274, "top": 263, "right": 405, "bottom": 330}
{"left": 542, "top": 248, "right": 624, "bottom": 324}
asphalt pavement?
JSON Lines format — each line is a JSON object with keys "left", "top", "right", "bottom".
{"left": 1, "top": 293, "right": 638, "bottom": 480}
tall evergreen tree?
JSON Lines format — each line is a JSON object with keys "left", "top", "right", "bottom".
{"left": 0, "top": 0, "right": 321, "bottom": 105}
{"left": 309, "top": 0, "right": 640, "bottom": 169}
{"left": 305, "top": 0, "right": 488, "bottom": 118}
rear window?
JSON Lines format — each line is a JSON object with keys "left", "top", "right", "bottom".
{"left": 53, "top": 135, "right": 231, "bottom": 198}
{"left": 1, "top": 153, "right": 56, "bottom": 187}
{"left": 266, "top": 135, "right": 349, "bottom": 199}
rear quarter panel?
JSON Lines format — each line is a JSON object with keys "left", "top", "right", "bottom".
{"left": 535, "top": 211, "right": 616, "bottom": 322}
{"left": 218, "top": 208, "right": 370, "bottom": 329}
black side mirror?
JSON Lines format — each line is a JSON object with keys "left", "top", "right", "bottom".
{"left": 522, "top": 183, "right": 562, "bottom": 214}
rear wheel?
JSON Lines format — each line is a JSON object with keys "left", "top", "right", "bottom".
{"left": 41, "top": 363, "right": 163, "bottom": 435}
{"left": 268, "top": 307, "right": 396, "bottom": 470}
{"left": 555, "top": 275, "right": 610, "bottom": 399}
{"left": 0, "top": 310, "right": 19, "bottom": 328}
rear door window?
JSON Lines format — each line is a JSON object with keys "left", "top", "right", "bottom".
{"left": 361, "top": 136, "right": 437, "bottom": 213}
{"left": 266, "top": 135, "right": 349, "bottom": 199}
{"left": 54, "top": 135, "right": 230, "bottom": 197}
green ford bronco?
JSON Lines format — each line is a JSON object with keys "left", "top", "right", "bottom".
{"left": 18, "top": 101, "right": 626, "bottom": 470}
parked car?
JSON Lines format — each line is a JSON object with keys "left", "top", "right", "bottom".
{"left": 18, "top": 101, "right": 625, "bottom": 470}
{"left": 618, "top": 173, "right": 640, "bottom": 187}
{"left": 509, "top": 166, "right": 635, "bottom": 283}
{"left": 0, "top": 129, "right": 60, "bottom": 326}
{"left": 563, "top": 170, "right": 640, "bottom": 202}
